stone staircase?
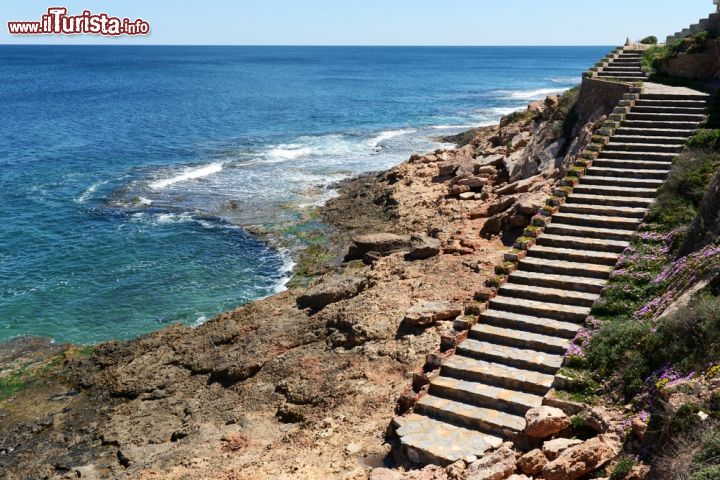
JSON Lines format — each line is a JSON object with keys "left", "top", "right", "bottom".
{"left": 393, "top": 83, "right": 710, "bottom": 465}
{"left": 666, "top": 0, "right": 720, "bottom": 44}
{"left": 586, "top": 47, "right": 649, "bottom": 83}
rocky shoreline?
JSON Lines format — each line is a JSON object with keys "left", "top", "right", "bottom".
{"left": 0, "top": 86, "right": 617, "bottom": 479}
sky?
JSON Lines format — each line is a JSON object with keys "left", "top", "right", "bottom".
{"left": 1, "top": 0, "right": 716, "bottom": 46}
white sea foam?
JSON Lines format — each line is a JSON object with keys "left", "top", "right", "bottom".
{"left": 550, "top": 76, "right": 579, "bottom": 85}
{"left": 272, "top": 249, "right": 297, "bottom": 294}
{"left": 367, "top": 128, "right": 417, "bottom": 147}
{"left": 149, "top": 162, "right": 224, "bottom": 190}
{"left": 503, "top": 88, "right": 566, "bottom": 101}
{"left": 138, "top": 196, "right": 153, "bottom": 206}
{"left": 75, "top": 180, "right": 108, "bottom": 204}
{"left": 429, "top": 124, "right": 479, "bottom": 130}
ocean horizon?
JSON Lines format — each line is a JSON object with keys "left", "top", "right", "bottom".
{"left": 0, "top": 45, "right": 610, "bottom": 344}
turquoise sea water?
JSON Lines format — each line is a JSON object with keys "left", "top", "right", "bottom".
{"left": 0, "top": 45, "right": 609, "bottom": 344}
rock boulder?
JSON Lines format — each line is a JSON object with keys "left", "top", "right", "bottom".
{"left": 467, "top": 446, "right": 517, "bottom": 480}
{"left": 542, "top": 434, "right": 622, "bottom": 480}
{"left": 525, "top": 406, "right": 571, "bottom": 438}
{"left": 297, "top": 276, "right": 369, "bottom": 310}
{"left": 407, "top": 235, "right": 442, "bottom": 260}
{"left": 345, "top": 233, "right": 412, "bottom": 262}
{"left": 517, "top": 449, "right": 548, "bottom": 476}
{"left": 404, "top": 301, "right": 462, "bottom": 326}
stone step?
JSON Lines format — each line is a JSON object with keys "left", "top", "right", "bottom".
{"left": 499, "top": 282, "right": 600, "bottom": 308}
{"left": 614, "top": 127, "right": 695, "bottom": 137}
{"left": 551, "top": 211, "right": 642, "bottom": 230}
{"left": 559, "top": 202, "right": 647, "bottom": 219}
{"left": 535, "top": 233, "right": 629, "bottom": 255}
{"left": 565, "top": 192, "right": 654, "bottom": 208}
{"left": 571, "top": 184, "right": 657, "bottom": 198}
{"left": 442, "top": 355, "right": 555, "bottom": 395}
{"left": 604, "top": 66, "right": 644, "bottom": 72}
{"left": 579, "top": 175, "right": 664, "bottom": 190}
{"left": 591, "top": 158, "right": 673, "bottom": 170}
{"left": 596, "top": 75, "right": 648, "bottom": 82}
{"left": 489, "top": 295, "right": 591, "bottom": 323}
{"left": 598, "top": 71, "right": 646, "bottom": 77}
{"left": 604, "top": 142, "right": 684, "bottom": 153}
{"left": 480, "top": 308, "right": 583, "bottom": 339}
{"left": 457, "top": 338, "right": 565, "bottom": 374}
{"left": 429, "top": 376, "right": 544, "bottom": 417}
{"left": 527, "top": 244, "right": 619, "bottom": 266}
{"left": 632, "top": 105, "right": 707, "bottom": 115}
{"left": 612, "top": 59, "right": 642, "bottom": 64}
{"left": 621, "top": 119, "right": 702, "bottom": 130}
{"left": 626, "top": 112, "right": 705, "bottom": 122}
{"left": 634, "top": 99, "right": 708, "bottom": 108}
{"left": 471, "top": 323, "right": 570, "bottom": 357}
{"left": 609, "top": 135, "right": 687, "bottom": 145}
{"left": 394, "top": 414, "right": 503, "bottom": 464}
{"left": 641, "top": 93, "right": 710, "bottom": 101}
{"left": 586, "top": 166, "right": 669, "bottom": 180}
{"left": 599, "top": 150, "right": 678, "bottom": 161}
{"left": 542, "top": 222, "right": 636, "bottom": 242}
{"left": 415, "top": 392, "right": 528, "bottom": 436}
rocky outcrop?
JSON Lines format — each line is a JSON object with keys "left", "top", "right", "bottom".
{"left": 404, "top": 301, "right": 463, "bottom": 326}
{"left": 345, "top": 233, "right": 413, "bottom": 262}
{"left": 542, "top": 434, "right": 622, "bottom": 480}
{"left": 297, "top": 276, "right": 369, "bottom": 310}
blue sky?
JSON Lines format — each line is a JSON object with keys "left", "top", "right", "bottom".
{"left": 1, "top": 0, "right": 715, "bottom": 45}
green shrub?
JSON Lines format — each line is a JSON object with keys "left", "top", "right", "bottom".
{"left": 645, "top": 150, "right": 720, "bottom": 231}
{"left": 688, "top": 130, "right": 720, "bottom": 150}
{"left": 570, "top": 414, "right": 586, "bottom": 430}
{"left": 640, "top": 35, "right": 658, "bottom": 45}
{"left": 610, "top": 455, "right": 637, "bottom": 480}
{"left": 668, "top": 404, "right": 704, "bottom": 435}
{"left": 503, "top": 109, "right": 538, "bottom": 125}
{"left": 643, "top": 44, "right": 670, "bottom": 70}
{"left": 691, "top": 466, "right": 720, "bottom": 480}
{"left": 645, "top": 296, "right": 720, "bottom": 373}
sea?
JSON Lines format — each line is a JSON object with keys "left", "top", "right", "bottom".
{"left": 0, "top": 45, "right": 609, "bottom": 344}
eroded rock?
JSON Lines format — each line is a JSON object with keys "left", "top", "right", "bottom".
{"left": 542, "top": 438, "right": 583, "bottom": 461}
{"left": 467, "top": 446, "right": 517, "bottom": 480}
{"left": 525, "top": 406, "right": 571, "bottom": 438}
{"left": 517, "top": 448, "right": 548, "bottom": 476}
{"left": 345, "top": 233, "right": 412, "bottom": 262}
{"left": 542, "top": 434, "right": 622, "bottom": 480}
{"left": 297, "top": 276, "right": 369, "bottom": 310}
{"left": 407, "top": 235, "right": 442, "bottom": 260}
{"left": 404, "top": 301, "right": 462, "bottom": 326}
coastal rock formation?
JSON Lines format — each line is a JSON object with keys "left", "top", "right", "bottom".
{"left": 0, "top": 83, "right": 615, "bottom": 479}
